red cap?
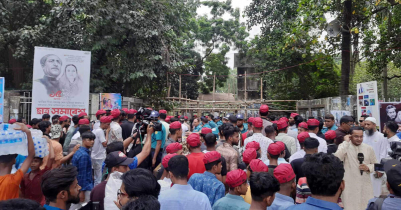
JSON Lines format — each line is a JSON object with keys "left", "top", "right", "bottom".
{"left": 272, "top": 121, "right": 278, "bottom": 124}
{"left": 78, "top": 119, "right": 90, "bottom": 125}
{"left": 8, "top": 119, "right": 16, "bottom": 124}
{"left": 325, "top": 130, "right": 336, "bottom": 140}
{"left": 297, "top": 132, "right": 310, "bottom": 143}
{"left": 243, "top": 148, "right": 257, "bottom": 164}
{"left": 166, "top": 143, "right": 182, "bottom": 154}
{"left": 226, "top": 169, "right": 247, "bottom": 188}
{"left": 122, "top": 108, "right": 129, "bottom": 112}
{"left": 268, "top": 142, "right": 284, "bottom": 156}
{"left": 307, "top": 119, "right": 320, "bottom": 127}
{"left": 253, "top": 117, "right": 263, "bottom": 128}
{"left": 184, "top": 116, "right": 188, "bottom": 120}
{"left": 260, "top": 104, "right": 269, "bottom": 113}
{"left": 170, "top": 121, "right": 181, "bottom": 129}
{"left": 280, "top": 117, "right": 289, "bottom": 123}
{"left": 100, "top": 116, "right": 112, "bottom": 123}
{"left": 147, "top": 107, "right": 153, "bottom": 111}
{"left": 298, "top": 122, "right": 308, "bottom": 130}
{"left": 246, "top": 141, "right": 260, "bottom": 151}
{"left": 26, "top": 125, "right": 32, "bottom": 129}
{"left": 162, "top": 154, "right": 177, "bottom": 168}
{"left": 59, "top": 115, "right": 69, "bottom": 122}
{"left": 274, "top": 164, "right": 295, "bottom": 184}
{"left": 201, "top": 127, "right": 212, "bottom": 135}
{"left": 203, "top": 151, "right": 221, "bottom": 164}
{"left": 130, "top": 109, "right": 138, "bottom": 114}
{"left": 110, "top": 109, "right": 121, "bottom": 119}
{"left": 277, "top": 120, "right": 288, "bottom": 130}
{"left": 275, "top": 141, "right": 285, "bottom": 152}
{"left": 248, "top": 117, "right": 255, "bottom": 124}
{"left": 165, "top": 117, "right": 171, "bottom": 123}
{"left": 193, "top": 115, "right": 197, "bottom": 118}
{"left": 96, "top": 110, "right": 106, "bottom": 117}
{"left": 78, "top": 112, "right": 87, "bottom": 118}
{"left": 159, "top": 110, "right": 167, "bottom": 114}
{"left": 290, "top": 113, "right": 299, "bottom": 118}
{"left": 187, "top": 133, "right": 201, "bottom": 147}
{"left": 249, "top": 159, "right": 268, "bottom": 172}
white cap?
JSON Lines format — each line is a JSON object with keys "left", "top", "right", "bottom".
{"left": 365, "top": 117, "right": 377, "bottom": 124}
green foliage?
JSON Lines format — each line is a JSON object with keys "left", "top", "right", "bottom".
{"left": 244, "top": 0, "right": 340, "bottom": 100}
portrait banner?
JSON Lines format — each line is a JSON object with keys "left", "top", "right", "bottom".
{"left": 31, "top": 47, "right": 91, "bottom": 119}
{"left": 0, "top": 77, "right": 4, "bottom": 123}
{"left": 379, "top": 102, "right": 401, "bottom": 132}
{"left": 357, "top": 81, "right": 380, "bottom": 130}
{"left": 100, "top": 93, "right": 122, "bottom": 110}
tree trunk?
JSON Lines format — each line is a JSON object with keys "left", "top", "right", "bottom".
{"left": 383, "top": 65, "right": 388, "bottom": 99}
{"left": 340, "top": 0, "right": 352, "bottom": 96}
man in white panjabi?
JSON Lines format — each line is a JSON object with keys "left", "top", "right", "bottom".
{"left": 334, "top": 126, "right": 377, "bottom": 210}
{"left": 363, "top": 117, "right": 389, "bottom": 197}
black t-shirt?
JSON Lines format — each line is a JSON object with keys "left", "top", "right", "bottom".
{"left": 221, "top": 156, "right": 227, "bottom": 176}
{"left": 327, "top": 144, "right": 338, "bottom": 155}
{"left": 127, "top": 143, "right": 152, "bottom": 170}
{"left": 121, "top": 121, "right": 135, "bottom": 140}
{"left": 291, "top": 154, "right": 312, "bottom": 183}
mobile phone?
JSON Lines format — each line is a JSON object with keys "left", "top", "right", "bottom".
{"left": 374, "top": 163, "right": 384, "bottom": 172}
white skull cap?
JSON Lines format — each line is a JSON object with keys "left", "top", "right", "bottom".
{"left": 365, "top": 117, "right": 377, "bottom": 124}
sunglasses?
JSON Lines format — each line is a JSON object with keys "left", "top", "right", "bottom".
{"left": 359, "top": 120, "right": 364, "bottom": 123}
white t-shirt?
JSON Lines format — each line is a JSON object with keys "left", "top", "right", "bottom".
{"left": 92, "top": 128, "right": 107, "bottom": 159}
{"left": 181, "top": 123, "right": 189, "bottom": 139}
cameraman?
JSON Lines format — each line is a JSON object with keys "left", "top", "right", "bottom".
{"left": 367, "top": 159, "right": 401, "bottom": 210}
{"left": 149, "top": 111, "right": 167, "bottom": 169}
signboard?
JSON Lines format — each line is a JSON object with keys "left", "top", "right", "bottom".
{"left": 379, "top": 102, "right": 401, "bottom": 131}
{"left": 31, "top": 47, "right": 91, "bottom": 118}
{"left": 0, "top": 77, "right": 4, "bottom": 123}
{"left": 357, "top": 81, "right": 380, "bottom": 129}
{"left": 100, "top": 93, "right": 122, "bottom": 110}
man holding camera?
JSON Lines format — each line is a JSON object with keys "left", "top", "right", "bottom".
{"left": 149, "top": 111, "right": 167, "bottom": 170}
{"left": 367, "top": 159, "right": 401, "bottom": 210}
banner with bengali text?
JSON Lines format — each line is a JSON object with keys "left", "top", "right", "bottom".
{"left": 31, "top": 47, "right": 91, "bottom": 119}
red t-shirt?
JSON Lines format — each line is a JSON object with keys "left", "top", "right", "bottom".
{"left": 21, "top": 166, "right": 51, "bottom": 205}
{"left": 186, "top": 152, "right": 205, "bottom": 179}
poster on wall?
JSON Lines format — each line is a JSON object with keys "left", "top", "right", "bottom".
{"left": 330, "top": 110, "right": 351, "bottom": 126}
{"left": 100, "top": 93, "right": 122, "bottom": 110}
{"left": 379, "top": 102, "right": 401, "bottom": 132}
{"left": 31, "top": 47, "right": 91, "bottom": 119}
{"left": 0, "top": 77, "right": 4, "bottom": 123}
{"left": 357, "top": 81, "right": 380, "bottom": 129}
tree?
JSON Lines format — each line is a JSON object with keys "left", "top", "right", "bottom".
{"left": 244, "top": 0, "right": 340, "bottom": 100}
{"left": 294, "top": 0, "right": 400, "bottom": 95}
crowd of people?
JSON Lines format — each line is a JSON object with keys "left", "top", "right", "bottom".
{"left": 1, "top": 105, "right": 401, "bottom": 210}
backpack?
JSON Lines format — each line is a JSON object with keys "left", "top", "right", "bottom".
{"left": 367, "top": 196, "right": 387, "bottom": 210}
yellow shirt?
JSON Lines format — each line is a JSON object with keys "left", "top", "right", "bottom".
{"left": 241, "top": 186, "right": 252, "bottom": 204}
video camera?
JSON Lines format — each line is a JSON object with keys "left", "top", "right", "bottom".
{"left": 135, "top": 107, "right": 163, "bottom": 135}
{"left": 376, "top": 141, "right": 401, "bottom": 172}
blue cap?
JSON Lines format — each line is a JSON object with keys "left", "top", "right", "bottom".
{"left": 236, "top": 114, "right": 244, "bottom": 120}
{"left": 150, "top": 111, "right": 159, "bottom": 118}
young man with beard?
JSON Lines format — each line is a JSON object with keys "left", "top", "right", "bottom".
{"left": 322, "top": 114, "right": 338, "bottom": 134}
{"left": 163, "top": 121, "right": 182, "bottom": 157}
{"left": 363, "top": 117, "right": 389, "bottom": 197}
{"left": 216, "top": 124, "right": 240, "bottom": 172}
{"left": 383, "top": 121, "right": 401, "bottom": 144}
{"left": 244, "top": 117, "right": 274, "bottom": 163}
{"left": 42, "top": 166, "right": 81, "bottom": 210}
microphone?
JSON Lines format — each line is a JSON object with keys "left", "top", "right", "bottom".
{"left": 358, "top": 153, "right": 364, "bottom": 175}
